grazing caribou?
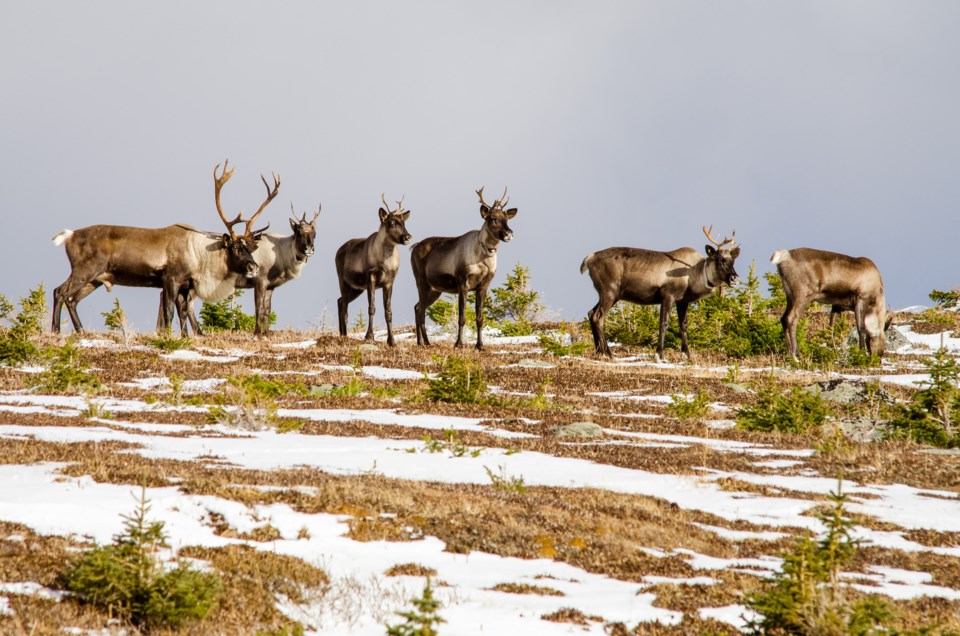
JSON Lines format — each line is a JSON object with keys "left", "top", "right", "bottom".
{"left": 411, "top": 187, "right": 517, "bottom": 350}
{"left": 335, "top": 194, "right": 412, "bottom": 346}
{"left": 770, "top": 247, "right": 891, "bottom": 358}
{"left": 161, "top": 202, "right": 320, "bottom": 336}
{"left": 581, "top": 226, "right": 741, "bottom": 359}
{"left": 52, "top": 160, "right": 271, "bottom": 334}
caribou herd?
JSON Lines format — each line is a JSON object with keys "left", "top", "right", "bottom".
{"left": 52, "top": 161, "right": 891, "bottom": 359}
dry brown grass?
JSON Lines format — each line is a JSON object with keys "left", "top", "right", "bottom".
{"left": 3, "top": 320, "right": 960, "bottom": 633}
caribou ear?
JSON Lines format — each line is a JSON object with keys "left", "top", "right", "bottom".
{"left": 222, "top": 233, "right": 232, "bottom": 247}
{"left": 504, "top": 207, "right": 518, "bottom": 219}
{"left": 290, "top": 218, "right": 298, "bottom": 232}
{"left": 379, "top": 208, "right": 389, "bottom": 222}
{"left": 730, "top": 246, "right": 741, "bottom": 259}
{"left": 705, "top": 245, "right": 717, "bottom": 257}
{"left": 399, "top": 211, "right": 410, "bottom": 222}
{"left": 480, "top": 204, "right": 490, "bottom": 219}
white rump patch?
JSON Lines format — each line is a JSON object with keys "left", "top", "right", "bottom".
{"left": 770, "top": 249, "right": 789, "bottom": 265}
{"left": 52, "top": 229, "right": 73, "bottom": 246}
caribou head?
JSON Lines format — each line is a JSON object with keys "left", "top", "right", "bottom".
{"left": 214, "top": 159, "right": 280, "bottom": 279}
{"left": 289, "top": 202, "right": 321, "bottom": 261}
{"left": 476, "top": 186, "right": 517, "bottom": 243}
{"left": 702, "top": 225, "right": 741, "bottom": 288}
{"left": 379, "top": 193, "right": 412, "bottom": 245}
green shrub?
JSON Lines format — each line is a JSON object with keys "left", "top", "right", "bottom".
{"left": 386, "top": 577, "right": 445, "bottom": 636}
{"left": 538, "top": 328, "right": 589, "bottom": 357}
{"left": 598, "top": 302, "right": 664, "bottom": 349}
{"left": 736, "top": 380, "right": 830, "bottom": 434}
{"left": 484, "top": 465, "right": 527, "bottom": 494}
{"left": 208, "top": 374, "right": 305, "bottom": 431}
{"left": 424, "top": 355, "right": 486, "bottom": 404}
{"left": 200, "top": 290, "right": 275, "bottom": 332}
{"left": 666, "top": 389, "right": 712, "bottom": 421}
{"left": 425, "top": 293, "right": 476, "bottom": 329}
{"left": 886, "top": 348, "right": 960, "bottom": 448}
{"left": 147, "top": 332, "right": 191, "bottom": 353}
{"left": 747, "top": 481, "right": 895, "bottom": 635}
{"left": 102, "top": 297, "right": 130, "bottom": 343}
{"left": 929, "top": 288, "right": 960, "bottom": 309}
{"left": 59, "top": 487, "right": 221, "bottom": 630}
{"left": 0, "top": 284, "right": 46, "bottom": 365}
{"left": 36, "top": 339, "right": 101, "bottom": 393}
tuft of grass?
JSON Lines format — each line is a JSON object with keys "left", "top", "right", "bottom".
{"left": 147, "top": 331, "right": 191, "bottom": 353}
{"left": 484, "top": 465, "right": 526, "bottom": 494}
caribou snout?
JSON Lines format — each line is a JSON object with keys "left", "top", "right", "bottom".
{"left": 501, "top": 230, "right": 513, "bottom": 243}
{"left": 402, "top": 234, "right": 412, "bottom": 245}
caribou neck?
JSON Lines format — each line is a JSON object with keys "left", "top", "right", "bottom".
{"left": 690, "top": 257, "right": 719, "bottom": 295}
{"left": 476, "top": 225, "right": 500, "bottom": 259}
{"left": 371, "top": 226, "right": 400, "bottom": 260}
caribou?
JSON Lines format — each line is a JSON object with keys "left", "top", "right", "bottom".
{"left": 52, "top": 160, "right": 273, "bottom": 334}
{"left": 770, "top": 247, "right": 891, "bottom": 358}
{"left": 581, "top": 226, "right": 741, "bottom": 359}
{"left": 411, "top": 187, "right": 517, "bottom": 350}
{"left": 335, "top": 194, "right": 412, "bottom": 346}
{"left": 160, "top": 201, "right": 320, "bottom": 336}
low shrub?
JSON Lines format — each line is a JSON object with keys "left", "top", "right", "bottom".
{"left": 0, "top": 284, "right": 46, "bottom": 365}
{"left": 736, "top": 380, "right": 830, "bottom": 434}
{"left": 666, "top": 389, "right": 712, "bottom": 421}
{"left": 886, "top": 348, "right": 960, "bottom": 448}
{"left": 386, "top": 577, "right": 444, "bottom": 636}
{"left": 424, "top": 355, "right": 486, "bottom": 404}
{"left": 200, "top": 290, "right": 276, "bottom": 333}
{"left": 58, "top": 487, "right": 221, "bottom": 630}
{"left": 36, "top": 339, "right": 101, "bottom": 393}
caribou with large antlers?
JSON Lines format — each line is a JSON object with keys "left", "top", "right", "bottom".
{"left": 581, "top": 226, "right": 741, "bottom": 359}
{"left": 160, "top": 199, "right": 320, "bottom": 336}
{"left": 51, "top": 160, "right": 268, "bottom": 333}
{"left": 335, "top": 194, "right": 412, "bottom": 346}
{"left": 771, "top": 247, "right": 891, "bottom": 358}
{"left": 411, "top": 187, "right": 516, "bottom": 350}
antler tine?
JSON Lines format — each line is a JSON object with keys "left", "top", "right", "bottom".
{"left": 476, "top": 186, "right": 491, "bottom": 209}
{"left": 214, "top": 160, "right": 240, "bottom": 237}
{"left": 312, "top": 203, "right": 321, "bottom": 222}
{"left": 244, "top": 171, "right": 281, "bottom": 236}
{"left": 702, "top": 225, "right": 720, "bottom": 247}
{"left": 395, "top": 194, "right": 405, "bottom": 212}
{"left": 496, "top": 186, "right": 509, "bottom": 209}
{"left": 703, "top": 225, "right": 736, "bottom": 249}
{"left": 725, "top": 229, "right": 737, "bottom": 248}
{"left": 381, "top": 192, "right": 391, "bottom": 211}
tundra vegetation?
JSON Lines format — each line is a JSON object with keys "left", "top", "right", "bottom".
{"left": 1, "top": 276, "right": 960, "bottom": 634}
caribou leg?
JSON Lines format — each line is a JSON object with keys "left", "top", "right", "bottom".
{"left": 676, "top": 301, "right": 690, "bottom": 357}
{"left": 414, "top": 288, "right": 442, "bottom": 346}
{"left": 383, "top": 283, "right": 396, "bottom": 347}
{"left": 364, "top": 276, "right": 377, "bottom": 340}
{"left": 337, "top": 286, "right": 363, "bottom": 337}
{"left": 657, "top": 297, "right": 675, "bottom": 361}
{"left": 474, "top": 284, "right": 491, "bottom": 351}
{"left": 587, "top": 291, "right": 617, "bottom": 357}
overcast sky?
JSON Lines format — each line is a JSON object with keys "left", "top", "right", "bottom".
{"left": 2, "top": 2, "right": 958, "bottom": 333}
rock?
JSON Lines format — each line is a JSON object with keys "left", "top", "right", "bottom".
{"left": 808, "top": 379, "right": 895, "bottom": 405}
{"left": 551, "top": 422, "right": 604, "bottom": 438}
{"left": 845, "top": 325, "right": 911, "bottom": 353}
{"left": 309, "top": 383, "right": 334, "bottom": 396}
{"left": 358, "top": 343, "right": 379, "bottom": 353}
{"left": 722, "top": 382, "right": 751, "bottom": 394}
{"left": 823, "top": 417, "right": 889, "bottom": 443}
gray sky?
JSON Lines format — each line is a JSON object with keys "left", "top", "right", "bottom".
{"left": 2, "top": 2, "right": 958, "bottom": 333}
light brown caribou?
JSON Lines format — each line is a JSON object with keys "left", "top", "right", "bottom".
{"left": 581, "top": 226, "right": 741, "bottom": 359}
{"left": 159, "top": 201, "right": 319, "bottom": 336}
{"left": 335, "top": 194, "right": 412, "bottom": 346}
{"left": 771, "top": 247, "right": 892, "bottom": 358}
{"left": 52, "top": 160, "right": 272, "bottom": 334}
{"left": 411, "top": 187, "right": 517, "bottom": 350}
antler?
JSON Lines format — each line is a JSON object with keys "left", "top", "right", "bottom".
{"left": 703, "top": 225, "right": 736, "bottom": 249}
{"left": 243, "top": 172, "right": 280, "bottom": 236}
{"left": 380, "top": 193, "right": 405, "bottom": 214}
{"left": 290, "top": 201, "right": 322, "bottom": 224}
{"left": 214, "top": 160, "right": 244, "bottom": 238}
{"left": 495, "top": 186, "right": 509, "bottom": 209}
{"left": 476, "top": 186, "right": 491, "bottom": 209}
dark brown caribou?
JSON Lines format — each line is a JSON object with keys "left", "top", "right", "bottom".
{"left": 52, "top": 160, "right": 270, "bottom": 334}
{"left": 411, "top": 187, "right": 516, "bottom": 350}
{"left": 771, "top": 247, "right": 891, "bottom": 358}
{"left": 160, "top": 201, "right": 319, "bottom": 336}
{"left": 335, "top": 194, "right": 412, "bottom": 346}
{"left": 581, "top": 226, "right": 741, "bottom": 359}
